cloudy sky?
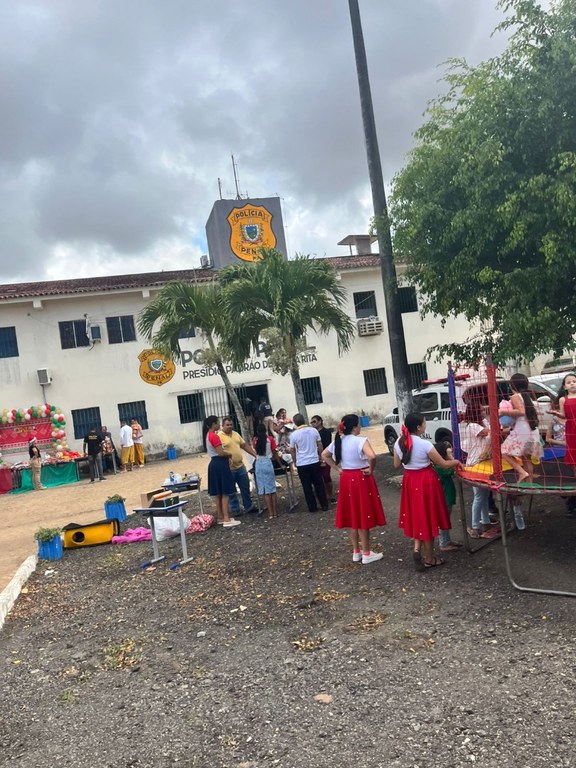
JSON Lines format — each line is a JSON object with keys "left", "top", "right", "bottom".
{"left": 0, "top": 0, "right": 515, "bottom": 284}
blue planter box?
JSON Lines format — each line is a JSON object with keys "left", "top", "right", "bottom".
{"left": 167, "top": 447, "right": 177, "bottom": 460}
{"left": 359, "top": 415, "right": 370, "bottom": 427}
{"left": 104, "top": 501, "right": 127, "bottom": 523}
{"left": 37, "top": 536, "right": 63, "bottom": 561}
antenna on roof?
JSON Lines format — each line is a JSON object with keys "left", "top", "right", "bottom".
{"left": 217, "top": 177, "right": 223, "bottom": 200}
{"left": 232, "top": 154, "right": 242, "bottom": 199}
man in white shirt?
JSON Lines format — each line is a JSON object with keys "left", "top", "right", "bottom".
{"left": 119, "top": 419, "right": 134, "bottom": 472}
{"left": 289, "top": 413, "right": 328, "bottom": 513}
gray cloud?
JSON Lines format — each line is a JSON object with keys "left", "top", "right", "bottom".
{"left": 0, "top": 0, "right": 518, "bottom": 282}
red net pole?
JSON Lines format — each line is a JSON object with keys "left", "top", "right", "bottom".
{"left": 486, "top": 356, "right": 503, "bottom": 481}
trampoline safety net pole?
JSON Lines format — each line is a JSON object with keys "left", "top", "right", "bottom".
{"left": 447, "top": 363, "right": 462, "bottom": 461}
{"left": 486, "top": 355, "right": 503, "bottom": 481}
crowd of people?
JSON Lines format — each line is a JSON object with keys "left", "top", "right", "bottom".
{"left": 202, "top": 370, "right": 576, "bottom": 571}
{"left": 79, "top": 419, "right": 145, "bottom": 483}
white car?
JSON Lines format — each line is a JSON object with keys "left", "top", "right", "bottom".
{"left": 383, "top": 375, "right": 558, "bottom": 455}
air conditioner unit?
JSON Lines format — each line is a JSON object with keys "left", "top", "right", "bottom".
{"left": 357, "top": 317, "right": 384, "bottom": 337}
{"left": 200, "top": 254, "right": 212, "bottom": 269}
{"left": 89, "top": 325, "right": 102, "bottom": 342}
{"left": 37, "top": 368, "right": 52, "bottom": 386}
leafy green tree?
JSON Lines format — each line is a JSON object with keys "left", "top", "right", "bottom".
{"left": 218, "top": 249, "right": 355, "bottom": 420}
{"left": 391, "top": 0, "right": 576, "bottom": 364}
{"left": 138, "top": 282, "right": 249, "bottom": 440}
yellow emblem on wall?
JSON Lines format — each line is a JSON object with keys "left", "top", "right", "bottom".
{"left": 138, "top": 350, "right": 176, "bottom": 387}
{"left": 227, "top": 203, "right": 277, "bottom": 262}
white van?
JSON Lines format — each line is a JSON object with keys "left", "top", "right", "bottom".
{"left": 382, "top": 375, "right": 557, "bottom": 455}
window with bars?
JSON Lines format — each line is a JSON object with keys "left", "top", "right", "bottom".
{"left": 177, "top": 393, "right": 205, "bottom": 424}
{"left": 59, "top": 320, "right": 90, "bottom": 349}
{"left": 363, "top": 367, "right": 388, "bottom": 397}
{"left": 71, "top": 407, "right": 102, "bottom": 440}
{"left": 118, "top": 400, "right": 148, "bottom": 429}
{"left": 409, "top": 362, "right": 428, "bottom": 389}
{"left": 301, "top": 376, "right": 323, "bottom": 405}
{"left": 106, "top": 315, "right": 136, "bottom": 344}
{"left": 0, "top": 326, "right": 19, "bottom": 358}
{"left": 398, "top": 286, "right": 418, "bottom": 313}
{"left": 353, "top": 290, "right": 378, "bottom": 319}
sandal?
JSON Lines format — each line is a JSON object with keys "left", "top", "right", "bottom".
{"left": 439, "top": 542, "right": 462, "bottom": 552}
{"left": 424, "top": 556, "right": 445, "bottom": 568}
{"left": 467, "top": 527, "right": 481, "bottom": 539}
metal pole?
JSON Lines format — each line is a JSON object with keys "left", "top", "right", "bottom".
{"left": 348, "top": 0, "right": 412, "bottom": 418}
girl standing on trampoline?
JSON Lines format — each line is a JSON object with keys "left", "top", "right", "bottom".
{"left": 550, "top": 372, "right": 576, "bottom": 467}
{"left": 322, "top": 413, "right": 386, "bottom": 565}
{"left": 498, "top": 373, "right": 543, "bottom": 483}
{"left": 394, "top": 412, "right": 461, "bottom": 570}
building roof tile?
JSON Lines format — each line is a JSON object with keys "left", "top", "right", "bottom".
{"left": 0, "top": 255, "right": 381, "bottom": 301}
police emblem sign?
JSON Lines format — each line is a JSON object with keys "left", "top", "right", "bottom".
{"left": 138, "top": 349, "right": 176, "bottom": 387}
{"left": 205, "top": 196, "right": 287, "bottom": 269}
{"left": 227, "top": 204, "right": 277, "bottom": 262}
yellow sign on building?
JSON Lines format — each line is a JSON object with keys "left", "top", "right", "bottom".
{"left": 138, "top": 350, "right": 176, "bottom": 387}
{"left": 227, "top": 203, "right": 277, "bottom": 262}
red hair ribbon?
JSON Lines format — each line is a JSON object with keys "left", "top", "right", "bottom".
{"left": 401, "top": 424, "right": 412, "bottom": 451}
{"left": 338, "top": 421, "right": 345, "bottom": 434}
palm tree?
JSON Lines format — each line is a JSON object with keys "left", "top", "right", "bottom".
{"left": 219, "top": 249, "right": 355, "bottom": 420}
{"left": 138, "top": 282, "right": 250, "bottom": 439}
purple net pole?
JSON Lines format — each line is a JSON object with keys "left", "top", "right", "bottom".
{"left": 486, "top": 356, "right": 503, "bottom": 481}
{"left": 448, "top": 364, "right": 462, "bottom": 461}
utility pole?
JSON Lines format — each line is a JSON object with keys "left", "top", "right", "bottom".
{"left": 348, "top": 0, "right": 412, "bottom": 418}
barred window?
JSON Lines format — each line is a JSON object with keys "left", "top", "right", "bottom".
{"left": 177, "top": 393, "right": 205, "bottom": 424}
{"left": 301, "top": 376, "right": 323, "bottom": 405}
{"left": 409, "top": 362, "right": 428, "bottom": 389}
{"left": 71, "top": 407, "right": 102, "bottom": 440}
{"left": 106, "top": 315, "right": 136, "bottom": 344}
{"left": 118, "top": 400, "right": 148, "bottom": 429}
{"left": 0, "top": 326, "right": 19, "bottom": 358}
{"left": 353, "top": 291, "right": 378, "bottom": 319}
{"left": 59, "top": 320, "right": 90, "bottom": 349}
{"left": 398, "top": 286, "right": 418, "bottom": 313}
{"left": 363, "top": 368, "right": 388, "bottom": 397}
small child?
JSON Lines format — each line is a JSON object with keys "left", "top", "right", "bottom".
{"left": 499, "top": 397, "right": 515, "bottom": 429}
{"left": 433, "top": 440, "right": 462, "bottom": 552}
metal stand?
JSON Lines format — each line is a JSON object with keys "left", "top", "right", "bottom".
{"left": 253, "top": 464, "right": 298, "bottom": 513}
{"left": 133, "top": 500, "right": 194, "bottom": 569}
{"left": 496, "top": 488, "right": 576, "bottom": 598}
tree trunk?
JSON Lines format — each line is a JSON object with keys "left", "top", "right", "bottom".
{"left": 348, "top": 0, "right": 413, "bottom": 420}
{"left": 287, "top": 341, "right": 308, "bottom": 421}
{"left": 206, "top": 334, "right": 250, "bottom": 442}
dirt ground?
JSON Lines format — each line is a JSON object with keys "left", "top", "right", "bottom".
{"left": 2, "top": 427, "right": 576, "bottom": 768}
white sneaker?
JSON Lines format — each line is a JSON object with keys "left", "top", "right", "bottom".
{"left": 352, "top": 551, "right": 362, "bottom": 563}
{"left": 223, "top": 519, "right": 241, "bottom": 528}
{"left": 362, "top": 551, "right": 383, "bottom": 565}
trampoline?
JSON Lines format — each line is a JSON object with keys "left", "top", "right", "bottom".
{"left": 448, "top": 360, "right": 576, "bottom": 598}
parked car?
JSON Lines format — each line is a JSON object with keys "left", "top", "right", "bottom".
{"left": 541, "top": 357, "right": 576, "bottom": 375}
{"left": 382, "top": 374, "right": 557, "bottom": 455}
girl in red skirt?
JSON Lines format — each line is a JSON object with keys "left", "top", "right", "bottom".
{"left": 322, "top": 413, "right": 386, "bottom": 565}
{"left": 393, "top": 412, "right": 461, "bottom": 570}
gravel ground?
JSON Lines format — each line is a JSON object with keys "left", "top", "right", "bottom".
{"left": 2, "top": 455, "right": 576, "bottom": 768}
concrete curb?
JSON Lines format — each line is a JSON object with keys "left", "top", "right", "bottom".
{"left": 0, "top": 554, "right": 37, "bottom": 631}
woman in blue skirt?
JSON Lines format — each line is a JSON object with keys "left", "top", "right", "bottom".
{"left": 203, "top": 415, "right": 241, "bottom": 528}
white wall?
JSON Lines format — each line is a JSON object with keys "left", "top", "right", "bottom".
{"left": 0, "top": 264, "right": 477, "bottom": 455}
